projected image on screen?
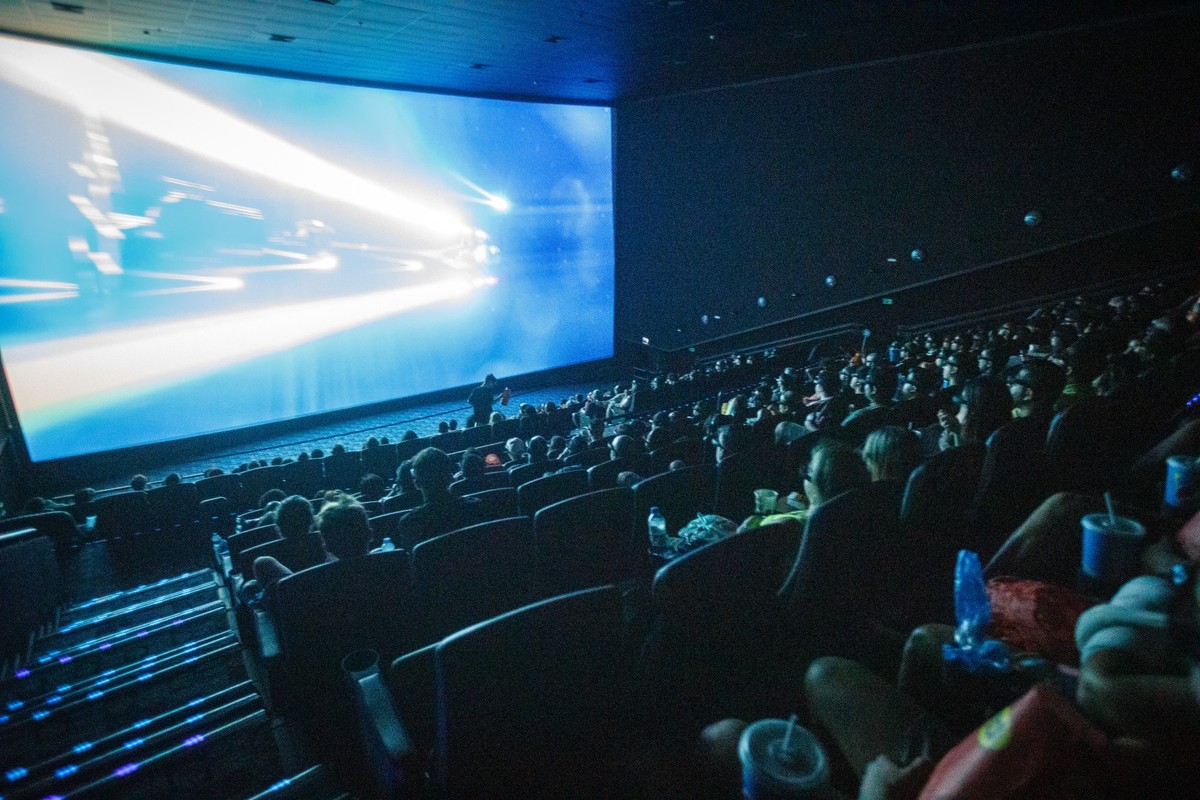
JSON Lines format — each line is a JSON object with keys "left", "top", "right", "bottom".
{"left": 0, "top": 35, "right": 614, "bottom": 462}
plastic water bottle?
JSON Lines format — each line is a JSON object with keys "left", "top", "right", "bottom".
{"left": 378, "top": 536, "right": 396, "bottom": 552}
{"left": 212, "top": 532, "right": 232, "bottom": 574}
{"left": 647, "top": 506, "right": 668, "bottom": 551}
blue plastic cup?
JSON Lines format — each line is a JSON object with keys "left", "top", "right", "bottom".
{"left": 738, "top": 719, "right": 828, "bottom": 799}
{"left": 1164, "top": 456, "right": 1200, "bottom": 510}
{"left": 1081, "top": 513, "right": 1145, "bottom": 586}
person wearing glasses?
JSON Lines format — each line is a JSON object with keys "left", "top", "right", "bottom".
{"left": 1007, "top": 360, "right": 1065, "bottom": 423}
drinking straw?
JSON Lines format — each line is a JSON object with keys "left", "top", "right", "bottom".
{"left": 1104, "top": 491, "right": 1117, "bottom": 526}
{"left": 781, "top": 713, "right": 798, "bottom": 756}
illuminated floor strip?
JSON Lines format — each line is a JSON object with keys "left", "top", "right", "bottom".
{"left": 242, "top": 765, "right": 327, "bottom": 800}
{"left": 17, "top": 603, "right": 224, "bottom": 677}
{"left": 4, "top": 693, "right": 261, "bottom": 797}
{"left": 45, "top": 583, "right": 215, "bottom": 638}
{"left": 46, "top": 708, "right": 268, "bottom": 800}
{"left": 65, "top": 570, "right": 210, "bottom": 614}
{"left": 0, "top": 680, "right": 253, "bottom": 788}
{"left": 0, "top": 634, "right": 237, "bottom": 729}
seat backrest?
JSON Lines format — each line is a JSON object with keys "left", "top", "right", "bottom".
{"left": 381, "top": 490, "right": 424, "bottom": 514}
{"left": 280, "top": 458, "right": 326, "bottom": 499}
{"left": 632, "top": 464, "right": 716, "bottom": 538}
{"left": 1044, "top": 397, "right": 1134, "bottom": 494}
{"left": 533, "top": 487, "right": 635, "bottom": 597}
{"left": 411, "top": 516, "right": 537, "bottom": 645}
{"left": 587, "top": 456, "right": 642, "bottom": 489}
{"left": 653, "top": 520, "right": 802, "bottom": 627}
{"left": 651, "top": 436, "right": 710, "bottom": 471}
{"left": 969, "top": 417, "right": 1051, "bottom": 560}
{"left": 0, "top": 535, "right": 60, "bottom": 661}
{"left": 516, "top": 470, "right": 590, "bottom": 516}
{"left": 323, "top": 450, "right": 363, "bottom": 491}
{"left": 91, "top": 491, "right": 151, "bottom": 539}
{"left": 270, "top": 551, "right": 416, "bottom": 714}
{"left": 434, "top": 585, "right": 624, "bottom": 798}
{"left": 564, "top": 446, "right": 609, "bottom": 470}
{"left": 226, "top": 524, "right": 281, "bottom": 573}
{"left": 240, "top": 535, "right": 327, "bottom": 579}
{"left": 0, "top": 510, "right": 77, "bottom": 554}
{"left": 199, "top": 496, "right": 235, "bottom": 538}
{"left": 713, "top": 452, "right": 765, "bottom": 522}
{"left": 462, "top": 487, "right": 518, "bottom": 523}
{"left": 899, "top": 442, "right": 986, "bottom": 548}
{"left": 240, "top": 465, "right": 288, "bottom": 506}
{"left": 196, "top": 473, "right": 246, "bottom": 510}
{"left": 490, "top": 418, "right": 520, "bottom": 442}
{"left": 429, "top": 431, "right": 464, "bottom": 454}
{"left": 394, "top": 437, "right": 429, "bottom": 463}
{"left": 459, "top": 425, "right": 493, "bottom": 450}
{"left": 780, "top": 481, "right": 904, "bottom": 653}
{"left": 146, "top": 482, "right": 201, "bottom": 529}
{"left": 508, "top": 461, "right": 548, "bottom": 487}
{"left": 369, "top": 510, "right": 405, "bottom": 545}
{"left": 360, "top": 443, "right": 399, "bottom": 484}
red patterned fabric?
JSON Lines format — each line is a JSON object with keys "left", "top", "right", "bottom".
{"left": 985, "top": 578, "right": 1096, "bottom": 666}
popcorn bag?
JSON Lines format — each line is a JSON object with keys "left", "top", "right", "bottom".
{"left": 918, "top": 685, "right": 1106, "bottom": 800}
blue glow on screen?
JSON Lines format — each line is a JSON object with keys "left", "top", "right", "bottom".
{"left": 0, "top": 34, "right": 614, "bottom": 462}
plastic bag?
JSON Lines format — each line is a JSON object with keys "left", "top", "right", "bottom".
{"left": 677, "top": 513, "right": 737, "bottom": 548}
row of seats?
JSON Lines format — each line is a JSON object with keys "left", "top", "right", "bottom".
{"left": 256, "top": 509, "right": 821, "bottom": 797}
{"left": 0, "top": 529, "right": 64, "bottom": 672}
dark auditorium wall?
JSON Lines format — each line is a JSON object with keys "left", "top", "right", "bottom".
{"left": 613, "top": 10, "right": 1200, "bottom": 353}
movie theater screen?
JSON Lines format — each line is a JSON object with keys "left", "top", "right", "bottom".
{"left": 0, "top": 34, "right": 614, "bottom": 462}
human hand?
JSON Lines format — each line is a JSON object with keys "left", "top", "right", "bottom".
{"left": 858, "top": 755, "right": 933, "bottom": 800}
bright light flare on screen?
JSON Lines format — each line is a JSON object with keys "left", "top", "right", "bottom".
{"left": 3, "top": 277, "right": 482, "bottom": 418}
{"left": 0, "top": 38, "right": 470, "bottom": 237}
{"left": 449, "top": 173, "right": 512, "bottom": 213}
{"left": 124, "top": 271, "right": 244, "bottom": 296}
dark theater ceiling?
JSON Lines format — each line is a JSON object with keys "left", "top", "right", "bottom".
{"left": 0, "top": 0, "right": 1194, "bottom": 103}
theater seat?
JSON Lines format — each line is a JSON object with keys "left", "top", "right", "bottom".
{"left": 411, "top": 516, "right": 537, "bottom": 645}
{"left": 0, "top": 510, "right": 79, "bottom": 555}
{"left": 781, "top": 481, "right": 905, "bottom": 670}
{"left": 146, "top": 481, "right": 201, "bottom": 532}
{"left": 533, "top": 488, "right": 635, "bottom": 596}
{"left": 508, "top": 461, "right": 550, "bottom": 487}
{"left": 268, "top": 550, "right": 416, "bottom": 775}
{"left": 516, "top": 470, "right": 589, "bottom": 516}
{"left": 196, "top": 473, "right": 246, "bottom": 511}
{"left": 462, "top": 487, "right": 518, "bottom": 522}
{"left": 90, "top": 490, "right": 151, "bottom": 540}
{"left": 433, "top": 585, "right": 625, "bottom": 798}
{"left": 641, "top": 521, "right": 803, "bottom": 730}
{"left": 280, "top": 458, "right": 324, "bottom": 499}
{"left": 632, "top": 464, "right": 716, "bottom": 541}
{"left": 226, "top": 524, "right": 281, "bottom": 577}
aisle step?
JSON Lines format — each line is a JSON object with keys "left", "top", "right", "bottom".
{"left": 0, "top": 631, "right": 237, "bottom": 727}
{"left": 241, "top": 766, "right": 335, "bottom": 800}
{"left": 0, "top": 633, "right": 244, "bottom": 766}
{"left": 63, "top": 569, "right": 214, "bottom": 618}
{"left": 44, "top": 582, "right": 218, "bottom": 648}
{"left": 2, "top": 683, "right": 260, "bottom": 800}
{"left": 11, "top": 603, "right": 226, "bottom": 695}
{"left": 42, "top": 707, "right": 271, "bottom": 799}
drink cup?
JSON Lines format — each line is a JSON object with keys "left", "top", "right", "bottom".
{"left": 754, "top": 489, "right": 779, "bottom": 515}
{"left": 1164, "top": 456, "right": 1200, "bottom": 511}
{"left": 1080, "top": 513, "right": 1145, "bottom": 587}
{"left": 738, "top": 718, "right": 828, "bottom": 799}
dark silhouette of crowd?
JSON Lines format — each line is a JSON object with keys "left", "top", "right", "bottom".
{"left": 6, "top": 278, "right": 1200, "bottom": 797}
